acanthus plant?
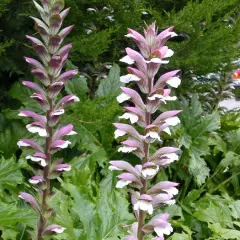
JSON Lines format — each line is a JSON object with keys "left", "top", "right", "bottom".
{"left": 17, "top": 0, "right": 79, "bottom": 239}
{"left": 109, "top": 23, "right": 182, "bottom": 240}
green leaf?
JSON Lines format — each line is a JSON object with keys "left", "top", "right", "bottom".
{"left": 221, "top": 151, "right": 240, "bottom": 168}
{"left": 65, "top": 61, "right": 88, "bottom": 100}
{"left": 189, "top": 152, "right": 210, "bottom": 185}
{"left": 0, "top": 114, "right": 29, "bottom": 158}
{"left": 0, "top": 202, "right": 37, "bottom": 228}
{"left": 51, "top": 189, "right": 80, "bottom": 240}
{"left": 210, "top": 223, "right": 240, "bottom": 239}
{"left": 0, "top": 156, "right": 23, "bottom": 186}
{"left": 96, "top": 64, "right": 122, "bottom": 97}
{"left": 63, "top": 172, "right": 133, "bottom": 240}
{"left": 193, "top": 205, "right": 232, "bottom": 228}
{"left": 163, "top": 204, "right": 184, "bottom": 219}
{"left": 8, "top": 81, "right": 38, "bottom": 108}
{"left": 229, "top": 200, "right": 240, "bottom": 219}
{"left": 170, "top": 232, "right": 190, "bottom": 240}
{"left": 0, "top": 226, "right": 19, "bottom": 240}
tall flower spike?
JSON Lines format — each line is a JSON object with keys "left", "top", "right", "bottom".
{"left": 17, "top": 1, "right": 77, "bottom": 239}
{"left": 110, "top": 23, "right": 181, "bottom": 240}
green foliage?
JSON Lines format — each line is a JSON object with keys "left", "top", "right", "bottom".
{"left": 179, "top": 95, "right": 220, "bottom": 185}
{"left": 96, "top": 63, "right": 122, "bottom": 97}
{"left": 0, "top": 112, "right": 29, "bottom": 158}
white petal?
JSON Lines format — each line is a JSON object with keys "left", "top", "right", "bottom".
{"left": 70, "top": 96, "right": 80, "bottom": 102}
{"left": 109, "top": 166, "right": 121, "bottom": 171}
{"left": 125, "top": 33, "right": 136, "bottom": 39}
{"left": 117, "top": 93, "right": 131, "bottom": 103}
{"left": 56, "top": 140, "right": 71, "bottom": 149}
{"left": 58, "top": 166, "right": 71, "bottom": 171}
{"left": 120, "top": 74, "right": 141, "bottom": 83}
{"left": 119, "top": 55, "right": 134, "bottom": 65}
{"left": 67, "top": 131, "right": 77, "bottom": 135}
{"left": 53, "top": 227, "right": 66, "bottom": 233}
{"left": 166, "top": 77, "right": 181, "bottom": 88}
{"left": 145, "top": 58, "right": 169, "bottom": 64}
{"left": 145, "top": 131, "right": 161, "bottom": 141}
{"left": 165, "top": 187, "right": 179, "bottom": 196}
{"left": 29, "top": 179, "right": 42, "bottom": 184}
{"left": 134, "top": 200, "right": 153, "bottom": 214}
{"left": 170, "top": 32, "right": 178, "bottom": 37}
{"left": 142, "top": 167, "right": 158, "bottom": 179}
{"left": 26, "top": 124, "right": 47, "bottom": 137}
{"left": 154, "top": 225, "right": 173, "bottom": 237}
{"left": 164, "top": 49, "right": 174, "bottom": 58}
{"left": 163, "top": 127, "right": 171, "bottom": 135}
{"left": 114, "top": 129, "right": 126, "bottom": 139}
{"left": 165, "top": 199, "right": 176, "bottom": 205}
{"left": 26, "top": 156, "right": 47, "bottom": 167}
{"left": 116, "top": 180, "right": 132, "bottom": 188}
{"left": 163, "top": 153, "right": 179, "bottom": 161}
{"left": 163, "top": 96, "right": 177, "bottom": 101}
{"left": 119, "top": 113, "right": 138, "bottom": 124}
{"left": 165, "top": 117, "right": 180, "bottom": 126}
{"left": 87, "top": 8, "right": 97, "bottom": 12}
{"left": 52, "top": 109, "right": 65, "bottom": 116}
{"left": 118, "top": 146, "right": 137, "bottom": 153}
{"left": 148, "top": 94, "right": 163, "bottom": 101}
{"left": 18, "top": 112, "right": 27, "bottom": 117}
{"left": 17, "top": 141, "right": 30, "bottom": 147}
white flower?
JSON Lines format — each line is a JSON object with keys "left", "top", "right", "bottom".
{"left": 164, "top": 49, "right": 174, "bottom": 58}
{"left": 154, "top": 223, "right": 173, "bottom": 237}
{"left": 166, "top": 77, "right": 181, "bottom": 88}
{"left": 51, "top": 109, "right": 65, "bottom": 116}
{"left": 114, "top": 129, "right": 126, "bottom": 139}
{"left": 145, "top": 58, "right": 169, "bottom": 64}
{"left": 165, "top": 117, "right": 180, "bottom": 126}
{"left": 109, "top": 165, "right": 121, "bottom": 171}
{"left": 69, "top": 95, "right": 80, "bottom": 102}
{"left": 87, "top": 8, "right": 97, "bottom": 12}
{"left": 119, "top": 113, "right": 138, "bottom": 124}
{"left": 148, "top": 94, "right": 177, "bottom": 102}
{"left": 141, "top": 166, "right": 159, "bottom": 179}
{"left": 55, "top": 141, "right": 71, "bottom": 149}
{"left": 164, "top": 187, "right": 179, "bottom": 196}
{"left": 120, "top": 74, "right": 141, "bottom": 83}
{"left": 145, "top": 131, "right": 161, "bottom": 142}
{"left": 67, "top": 131, "right": 77, "bottom": 135}
{"left": 118, "top": 146, "right": 137, "bottom": 153}
{"left": 26, "top": 156, "right": 47, "bottom": 167}
{"left": 119, "top": 55, "right": 134, "bottom": 65}
{"left": 26, "top": 124, "right": 47, "bottom": 137}
{"left": 117, "top": 93, "right": 131, "bottom": 103}
{"left": 17, "top": 141, "right": 30, "bottom": 147}
{"left": 52, "top": 226, "right": 66, "bottom": 234}
{"left": 163, "top": 127, "right": 171, "bottom": 135}
{"left": 116, "top": 180, "right": 132, "bottom": 188}
{"left": 134, "top": 200, "right": 153, "bottom": 215}
{"left": 29, "top": 178, "right": 44, "bottom": 184}
{"left": 161, "top": 153, "right": 179, "bottom": 165}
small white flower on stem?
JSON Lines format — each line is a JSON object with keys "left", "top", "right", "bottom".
{"left": 134, "top": 194, "right": 153, "bottom": 215}
{"left": 165, "top": 117, "right": 180, "bottom": 126}
{"left": 141, "top": 162, "right": 159, "bottom": 179}
{"left": 119, "top": 112, "right": 139, "bottom": 124}
{"left": 117, "top": 93, "right": 131, "bottom": 103}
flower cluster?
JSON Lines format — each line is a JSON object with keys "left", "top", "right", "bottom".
{"left": 109, "top": 23, "right": 181, "bottom": 240}
{"left": 17, "top": 0, "right": 78, "bottom": 238}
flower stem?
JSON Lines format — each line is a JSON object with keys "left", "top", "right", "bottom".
{"left": 137, "top": 102, "right": 151, "bottom": 239}
{"left": 37, "top": 98, "right": 53, "bottom": 240}
{"left": 137, "top": 179, "right": 148, "bottom": 239}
